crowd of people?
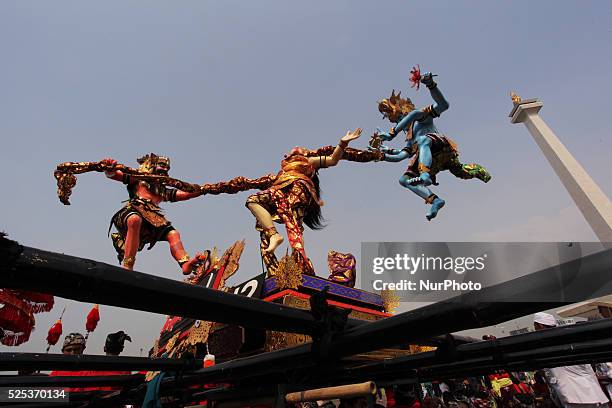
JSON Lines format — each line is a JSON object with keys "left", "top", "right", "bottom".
{"left": 16, "top": 313, "right": 612, "bottom": 408}
{"left": 304, "top": 313, "right": 612, "bottom": 408}
{"left": 46, "top": 330, "right": 133, "bottom": 392}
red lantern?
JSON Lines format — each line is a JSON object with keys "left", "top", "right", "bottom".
{"left": 46, "top": 319, "right": 63, "bottom": 352}
{"left": 85, "top": 304, "right": 100, "bottom": 338}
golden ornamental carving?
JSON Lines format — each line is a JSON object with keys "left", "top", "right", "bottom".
{"left": 271, "top": 252, "right": 303, "bottom": 289}
{"left": 381, "top": 289, "right": 401, "bottom": 314}
{"left": 186, "top": 319, "right": 213, "bottom": 346}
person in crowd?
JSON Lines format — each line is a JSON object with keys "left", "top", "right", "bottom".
{"left": 49, "top": 333, "right": 90, "bottom": 391}
{"left": 103, "top": 330, "right": 132, "bottom": 356}
{"left": 533, "top": 312, "right": 610, "bottom": 408}
{"left": 89, "top": 331, "right": 133, "bottom": 391}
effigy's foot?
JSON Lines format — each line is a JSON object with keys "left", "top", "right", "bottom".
{"left": 464, "top": 164, "right": 491, "bottom": 183}
{"left": 426, "top": 197, "right": 445, "bottom": 221}
{"left": 181, "top": 251, "right": 211, "bottom": 275}
{"left": 264, "top": 233, "right": 284, "bottom": 254}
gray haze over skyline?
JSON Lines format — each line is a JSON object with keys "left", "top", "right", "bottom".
{"left": 1, "top": 1, "right": 611, "bottom": 356}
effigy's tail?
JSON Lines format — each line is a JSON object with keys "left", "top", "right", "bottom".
{"left": 448, "top": 160, "right": 491, "bottom": 183}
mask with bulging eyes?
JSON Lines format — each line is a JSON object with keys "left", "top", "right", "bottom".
{"left": 154, "top": 157, "right": 170, "bottom": 175}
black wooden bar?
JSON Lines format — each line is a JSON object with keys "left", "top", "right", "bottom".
{"left": 328, "top": 247, "right": 612, "bottom": 357}
{"left": 0, "top": 237, "right": 318, "bottom": 334}
{"left": 349, "top": 317, "right": 612, "bottom": 375}
{"left": 132, "top": 250, "right": 612, "bottom": 386}
{"left": 0, "top": 373, "right": 143, "bottom": 387}
{"left": 0, "top": 353, "right": 200, "bottom": 372}
{"left": 2, "top": 235, "right": 611, "bottom": 404}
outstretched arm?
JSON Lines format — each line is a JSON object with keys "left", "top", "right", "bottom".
{"left": 421, "top": 73, "right": 449, "bottom": 116}
{"left": 101, "top": 158, "right": 124, "bottom": 182}
{"left": 383, "top": 148, "right": 411, "bottom": 163}
{"left": 173, "top": 190, "right": 204, "bottom": 201}
{"left": 309, "top": 128, "right": 362, "bottom": 169}
{"left": 378, "top": 110, "right": 425, "bottom": 142}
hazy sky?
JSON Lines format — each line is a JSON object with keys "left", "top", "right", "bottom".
{"left": 1, "top": 1, "right": 611, "bottom": 356}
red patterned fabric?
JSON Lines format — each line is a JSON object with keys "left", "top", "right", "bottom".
{"left": 0, "top": 289, "right": 36, "bottom": 346}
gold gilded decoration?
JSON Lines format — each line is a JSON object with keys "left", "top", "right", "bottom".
{"left": 187, "top": 240, "right": 244, "bottom": 285}
{"left": 218, "top": 241, "right": 245, "bottom": 289}
{"left": 378, "top": 89, "right": 416, "bottom": 123}
{"left": 305, "top": 146, "right": 383, "bottom": 163}
{"left": 327, "top": 250, "right": 356, "bottom": 287}
{"left": 165, "top": 332, "right": 180, "bottom": 355}
{"left": 409, "top": 344, "right": 437, "bottom": 353}
{"left": 123, "top": 256, "right": 135, "bottom": 269}
{"left": 145, "top": 371, "right": 160, "bottom": 382}
{"left": 510, "top": 91, "right": 522, "bottom": 104}
{"left": 186, "top": 320, "right": 213, "bottom": 346}
{"left": 137, "top": 153, "right": 170, "bottom": 174}
{"left": 369, "top": 133, "right": 383, "bottom": 151}
{"left": 283, "top": 293, "right": 383, "bottom": 322}
{"left": 264, "top": 293, "right": 387, "bottom": 352}
{"left": 418, "top": 163, "right": 431, "bottom": 174}
{"left": 381, "top": 289, "right": 401, "bottom": 314}
{"left": 210, "top": 247, "right": 219, "bottom": 265}
{"left": 201, "top": 174, "right": 278, "bottom": 196}
{"left": 270, "top": 252, "right": 303, "bottom": 289}
{"left": 265, "top": 331, "right": 311, "bottom": 352}
{"left": 175, "top": 241, "right": 245, "bottom": 352}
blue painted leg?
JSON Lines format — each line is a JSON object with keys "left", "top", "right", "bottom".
{"left": 426, "top": 197, "right": 445, "bottom": 221}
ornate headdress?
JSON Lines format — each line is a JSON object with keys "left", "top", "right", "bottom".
{"left": 137, "top": 153, "right": 171, "bottom": 174}
{"left": 378, "top": 90, "right": 415, "bottom": 123}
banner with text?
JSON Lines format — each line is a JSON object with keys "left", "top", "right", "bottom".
{"left": 360, "top": 242, "right": 612, "bottom": 302}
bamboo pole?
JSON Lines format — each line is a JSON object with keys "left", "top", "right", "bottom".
{"left": 285, "top": 381, "right": 376, "bottom": 403}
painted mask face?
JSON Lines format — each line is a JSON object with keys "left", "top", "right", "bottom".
{"left": 154, "top": 157, "right": 170, "bottom": 175}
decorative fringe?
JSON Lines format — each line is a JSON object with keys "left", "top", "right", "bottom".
{"left": 0, "top": 290, "right": 35, "bottom": 347}
{"left": 19, "top": 290, "right": 54, "bottom": 313}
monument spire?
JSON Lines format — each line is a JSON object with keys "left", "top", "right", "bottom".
{"left": 509, "top": 94, "right": 612, "bottom": 245}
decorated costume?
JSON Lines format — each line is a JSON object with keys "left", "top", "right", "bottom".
{"left": 245, "top": 129, "right": 382, "bottom": 275}
{"left": 54, "top": 154, "right": 208, "bottom": 274}
{"left": 373, "top": 67, "right": 491, "bottom": 220}
{"left": 246, "top": 152, "right": 322, "bottom": 275}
